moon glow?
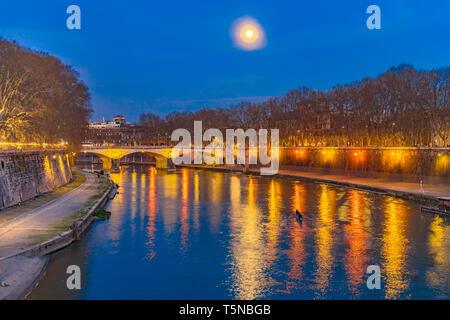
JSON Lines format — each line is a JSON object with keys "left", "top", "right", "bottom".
{"left": 231, "top": 16, "right": 266, "bottom": 51}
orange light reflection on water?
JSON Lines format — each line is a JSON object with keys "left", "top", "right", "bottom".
{"left": 382, "top": 197, "right": 410, "bottom": 299}
{"left": 343, "top": 190, "right": 369, "bottom": 297}
{"left": 193, "top": 172, "right": 200, "bottom": 231}
{"left": 145, "top": 167, "right": 157, "bottom": 260}
{"left": 162, "top": 171, "right": 178, "bottom": 234}
{"left": 313, "top": 185, "right": 336, "bottom": 297}
{"left": 281, "top": 182, "right": 308, "bottom": 294}
{"left": 107, "top": 168, "right": 125, "bottom": 242}
{"left": 180, "top": 169, "right": 190, "bottom": 253}
{"left": 208, "top": 173, "right": 223, "bottom": 233}
{"left": 228, "top": 175, "right": 269, "bottom": 299}
{"left": 426, "top": 216, "right": 450, "bottom": 291}
{"left": 267, "top": 180, "right": 282, "bottom": 250}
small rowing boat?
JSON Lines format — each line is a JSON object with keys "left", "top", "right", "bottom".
{"left": 295, "top": 210, "right": 303, "bottom": 227}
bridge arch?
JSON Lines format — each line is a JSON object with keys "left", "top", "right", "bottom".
{"left": 81, "top": 147, "right": 175, "bottom": 171}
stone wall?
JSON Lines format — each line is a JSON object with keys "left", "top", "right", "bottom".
{"left": 279, "top": 147, "right": 450, "bottom": 179}
{"left": 0, "top": 150, "right": 72, "bottom": 210}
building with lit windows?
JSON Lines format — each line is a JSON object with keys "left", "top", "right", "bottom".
{"left": 84, "top": 116, "right": 144, "bottom": 146}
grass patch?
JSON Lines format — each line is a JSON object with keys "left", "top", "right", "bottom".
{"left": 0, "top": 171, "right": 87, "bottom": 225}
{"left": 53, "top": 172, "right": 86, "bottom": 196}
{"left": 29, "top": 211, "right": 82, "bottom": 245}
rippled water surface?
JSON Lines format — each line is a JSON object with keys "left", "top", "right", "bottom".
{"left": 29, "top": 166, "right": 450, "bottom": 299}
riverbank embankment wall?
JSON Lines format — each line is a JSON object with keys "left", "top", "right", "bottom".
{"left": 0, "top": 149, "right": 72, "bottom": 210}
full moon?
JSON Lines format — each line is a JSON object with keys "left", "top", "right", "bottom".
{"left": 231, "top": 16, "right": 266, "bottom": 51}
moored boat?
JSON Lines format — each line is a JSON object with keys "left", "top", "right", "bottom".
{"left": 421, "top": 197, "right": 450, "bottom": 215}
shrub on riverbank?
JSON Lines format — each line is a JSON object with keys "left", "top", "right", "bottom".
{"left": 93, "top": 209, "right": 111, "bottom": 220}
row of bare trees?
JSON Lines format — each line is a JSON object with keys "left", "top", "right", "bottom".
{"left": 0, "top": 40, "right": 91, "bottom": 149}
{"left": 139, "top": 64, "right": 449, "bottom": 147}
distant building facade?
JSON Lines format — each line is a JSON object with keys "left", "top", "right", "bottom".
{"left": 84, "top": 116, "right": 144, "bottom": 146}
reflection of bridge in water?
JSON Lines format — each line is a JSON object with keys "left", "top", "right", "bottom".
{"left": 81, "top": 146, "right": 175, "bottom": 170}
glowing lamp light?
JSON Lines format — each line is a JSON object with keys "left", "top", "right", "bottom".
{"left": 231, "top": 16, "right": 266, "bottom": 51}
{"left": 0, "top": 141, "right": 69, "bottom": 150}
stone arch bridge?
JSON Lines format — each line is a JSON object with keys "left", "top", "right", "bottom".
{"left": 81, "top": 146, "right": 175, "bottom": 170}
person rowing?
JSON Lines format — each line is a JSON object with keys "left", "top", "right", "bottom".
{"left": 295, "top": 209, "right": 303, "bottom": 227}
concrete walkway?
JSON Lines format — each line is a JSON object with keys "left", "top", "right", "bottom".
{"left": 0, "top": 172, "right": 97, "bottom": 259}
{"left": 0, "top": 255, "right": 48, "bottom": 300}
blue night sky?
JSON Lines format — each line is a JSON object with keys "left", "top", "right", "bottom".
{"left": 0, "top": 1, "right": 449, "bottom": 122}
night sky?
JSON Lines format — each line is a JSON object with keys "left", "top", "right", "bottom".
{"left": 0, "top": 0, "right": 449, "bottom": 122}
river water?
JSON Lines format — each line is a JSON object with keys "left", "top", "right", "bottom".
{"left": 28, "top": 166, "right": 449, "bottom": 299}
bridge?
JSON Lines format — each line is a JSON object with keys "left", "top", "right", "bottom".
{"left": 80, "top": 146, "right": 175, "bottom": 170}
